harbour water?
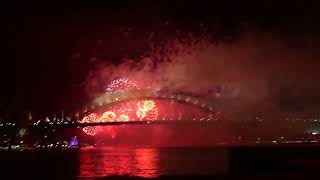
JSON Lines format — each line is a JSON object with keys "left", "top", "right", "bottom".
{"left": 1, "top": 146, "right": 320, "bottom": 179}
{"left": 78, "top": 147, "right": 228, "bottom": 178}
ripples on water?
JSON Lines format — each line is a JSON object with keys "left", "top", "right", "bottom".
{"left": 79, "top": 148, "right": 159, "bottom": 178}
{"left": 78, "top": 147, "right": 228, "bottom": 179}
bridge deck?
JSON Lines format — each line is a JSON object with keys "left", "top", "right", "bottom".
{"left": 29, "top": 120, "right": 217, "bottom": 128}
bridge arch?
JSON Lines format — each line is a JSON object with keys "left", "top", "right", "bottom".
{"left": 80, "top": 92, "right": 218, "bottom": 120}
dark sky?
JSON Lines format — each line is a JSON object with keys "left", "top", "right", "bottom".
{"left": 1, "top": 1, "right": 320, "bottom": 121}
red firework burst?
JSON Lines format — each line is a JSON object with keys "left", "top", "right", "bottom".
{"left": 80, "top": 113, "right": 101, "bottom": 136}
{"left": 81, "top": 78, "right": 158, "bottom": 136}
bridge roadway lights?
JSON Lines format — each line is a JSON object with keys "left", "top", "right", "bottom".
{"left": 28, "top": 120, "right": 217, "bottom": 128}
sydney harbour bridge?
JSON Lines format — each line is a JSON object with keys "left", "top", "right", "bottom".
{"left": 0, "top": 78, "right": 233, "bottom": 147}
{"left": 30, "top": 90, "right": 220, "bottom": 129}
{"left": 0, "top": 78, "right": 315, "bottom": 147}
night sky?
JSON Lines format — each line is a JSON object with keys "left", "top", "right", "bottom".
{"left": 2, "top": 1, "right": 320, "bottom": 122}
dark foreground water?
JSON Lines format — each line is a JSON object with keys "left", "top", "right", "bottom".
{"left": 1, "top": 146, "right": 320, "bottom": 179}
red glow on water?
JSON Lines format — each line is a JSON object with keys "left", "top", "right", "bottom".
{"left": 135, "top": 149, "right": 159, "bottom": 177}
{"left": 79, "top": 148, "right": 159, "bottom": 178}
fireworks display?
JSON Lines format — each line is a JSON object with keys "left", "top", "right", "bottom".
{"left": 80, "top": 113, "right": 101, "bottom": 136}
{"left": 81, "top": 78, "right": 158, "bottom": 136}
{"left": 105, "top": 78, "right": 139, "bottom": 94}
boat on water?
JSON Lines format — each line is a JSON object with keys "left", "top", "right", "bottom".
{"left": 68, "top": 136, "right": 79, "bottom": 149}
